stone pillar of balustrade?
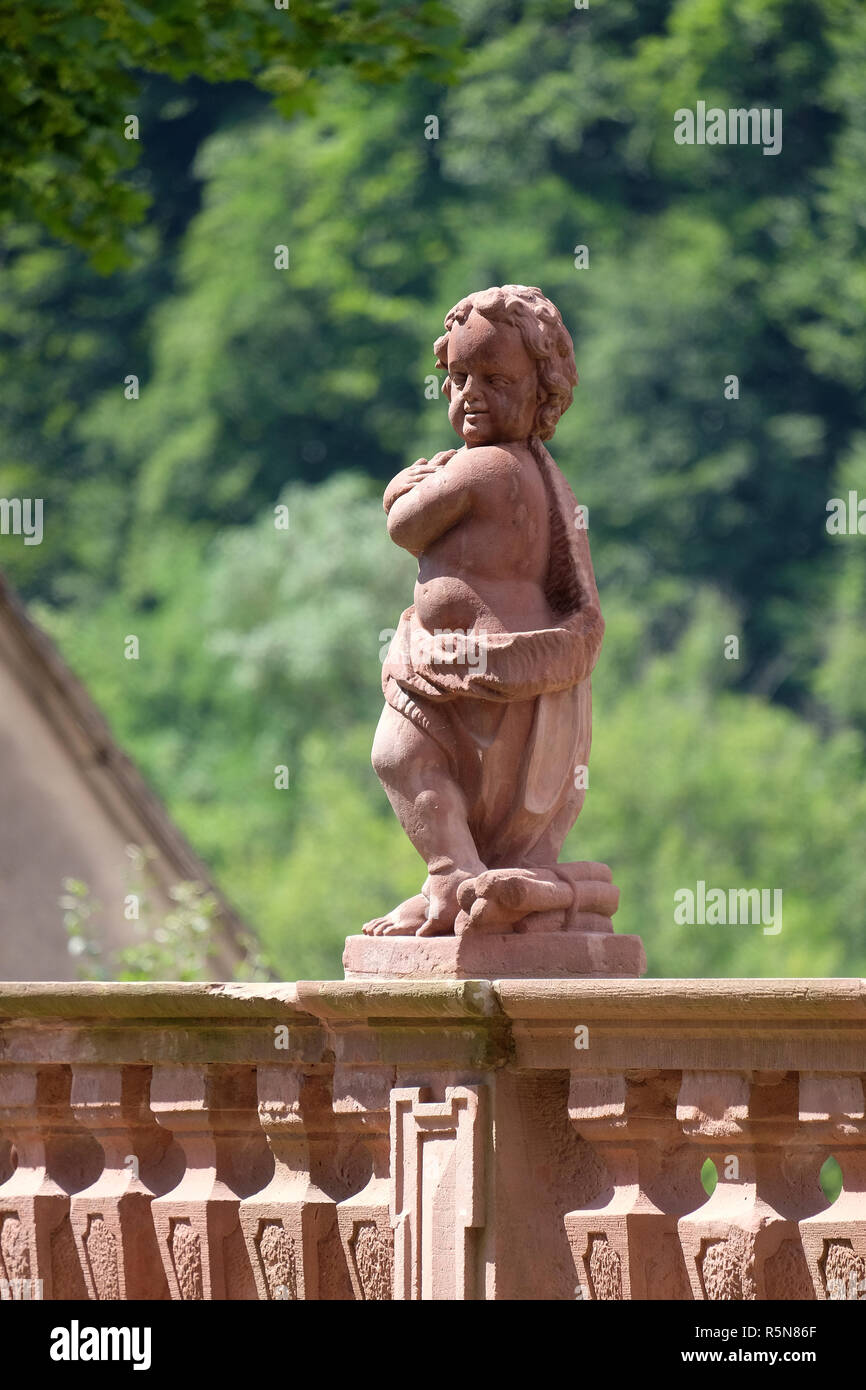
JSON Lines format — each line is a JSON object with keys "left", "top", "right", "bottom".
{"left": 297, "top": 978, "right": 601, "bottom": 1301}
{"left": 0, "top": 1064, "right": 101, "bottom": 1299}
{"left": 676, "top": 1070, "right": 820, "bottom": 1299}
{"left": 332, "top": 1054, "right": 394, "bottom": 1301}
{"left": 150, "top": 1063, "right": 270, "bottom": 1300}
{"left": 564, "top": 1070, "right": 701, "bottom": 1300}
{"left": 69, "top": 1064, "right": 172, "bottom": 1300}
{"left": 239, "top": 1064, "right": 355, "bottom": 1300}
{"left": 296, "top": 979, "right": 503, "bottom": 1301}
{"left": 798, "top": 1073, "right": 866, "bottom": 1299}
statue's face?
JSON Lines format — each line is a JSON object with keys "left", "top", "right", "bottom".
{"left": 446, "top": 311, "right": 539, "bottom": 446}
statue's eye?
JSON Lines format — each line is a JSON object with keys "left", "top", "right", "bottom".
{"left": 451, "top": 373, "right": 467, "bottom": 387}
{"left": 490, "top": 375, "right": 508, "bottom": 386}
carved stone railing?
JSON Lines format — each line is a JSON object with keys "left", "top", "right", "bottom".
{"left": 0, "top": 979, "right": 864, "bottom": 1301}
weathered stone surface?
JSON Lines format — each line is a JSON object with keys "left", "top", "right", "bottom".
{"left": 343, "top": 930, "right": 646, "bottom": 980}
{"left": 0, "top": 980, "right": 864, "bottom": 1300}
{"left": 361, "top": 286, "right": 641, "bottom": 973}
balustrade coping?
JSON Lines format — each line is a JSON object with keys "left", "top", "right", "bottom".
{"left": 0, "top": 976, "right": 864, "bottom": 1025}
{"left": 2, "top": 978, "right": 866, "bottom": 1307}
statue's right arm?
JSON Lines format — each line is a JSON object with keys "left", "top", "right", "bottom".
{"left": 386, "top": 458, "right": 472, "bottom": 555}
{"left": 383, "top": 451, "right": 457, "bottom": 516}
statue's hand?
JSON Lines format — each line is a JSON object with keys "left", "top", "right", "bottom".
{"left": 383, "top": 451, "right": 456, "bottom": 513}
{"left": 404, "top": 450, "right": 456, "bottom": 486}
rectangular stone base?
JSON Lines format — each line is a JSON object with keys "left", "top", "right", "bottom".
{"left": 342, "top": 931, "right": 647, "bottom": 980}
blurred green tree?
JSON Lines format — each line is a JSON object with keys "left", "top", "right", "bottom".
{"left": 0, "top": 0, "right": 461, "bottom": 267}
{"left": 36, "top": 484, "right": 866, "bottom": 982}
{"left": 3, "top": 0, "right": 865, "bottom": 979}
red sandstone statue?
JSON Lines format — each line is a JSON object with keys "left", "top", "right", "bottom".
{"left": 363, "top": 285, "right": 618, "bottom": 939}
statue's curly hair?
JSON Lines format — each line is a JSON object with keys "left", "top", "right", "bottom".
{"left": 433, "top": 284, "right": 578, "bottom": 441}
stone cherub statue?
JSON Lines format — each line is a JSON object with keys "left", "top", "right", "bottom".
{"left": 363, "top": 284, "right": 619, "bottom": 941}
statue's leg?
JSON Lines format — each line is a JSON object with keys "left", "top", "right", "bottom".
{"left": 363, "top": 701, "right": 485, "bottom": 937}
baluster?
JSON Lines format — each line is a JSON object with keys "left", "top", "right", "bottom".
{"left": 798, "top": 1074, "right": 866, "bottom": 1299}
{"left": 564, "top": 1070, "right": 699, "bottom": 1300}
{"left": 677, "top": 1070, "right": 813, "bottom": 1299}
{"left": 240, "top": 1065, "right": 346, "bottom": 1299}
{"left": 69, "top": 1064, "right": 171, "bottom": 1300}
{"left": 0, "top": 1064, "right": 100, "bottom": 1299}
{"left": 150, "top": 1064, "right": 267, "bottom": 1300}
{"left": 334, "top": 1066, "right": 393, "bottom": 1300}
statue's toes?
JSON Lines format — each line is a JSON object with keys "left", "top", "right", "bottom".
{"left": 380, "top": 920, "right": 419, "bottom": 936}
{"left": 456, "top": 876, "right": 480, "bottom": 911}
{"left": 363, "top": 893, "right": 428, "bottom": 936}
{"left": 454, "top": 896, "right": 506, "bottom": 935}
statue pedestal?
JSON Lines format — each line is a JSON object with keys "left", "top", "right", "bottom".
{"left": 342, "top": 930, "right": 646, "bottom": 980}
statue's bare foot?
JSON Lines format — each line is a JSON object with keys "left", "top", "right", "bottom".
{"left": 363, "top": 894, "right": 428, "bottom": 936}
{"left": 417, "top": 869, "right": 477, "bottom": 936}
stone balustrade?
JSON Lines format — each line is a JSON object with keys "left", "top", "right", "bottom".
{"left": 1, "top": 978, "right": 864, "bottom": 1301}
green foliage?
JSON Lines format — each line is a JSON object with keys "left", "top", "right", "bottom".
{"left": 39, "top": 487, "right": 866, "bottom": 982}
{"left": 700, "top": 1157, "right": 718, "bottom": 1197}
{"left": 820, "top": 1155, "right": 843, "bottom": 1206}
{"left": 76, "top": 90, "right": 454, "bottom": 540}
{"left": 3, "top": 0, "right": 866, "bottom": 981}
{"left": 61, "top": 877, "right": 109, "bottom": 981}
{"left": 61, "top": 849, "right": 272, "bottom": 982}
{"left": 0, "top": 0, "right": 462, "bottom": 266}
{"left": 14, "top": 0, "right": 857, "bottom": 693}
{"left": 115, "top": 880, "right": 220, "bottom": 982}
{"left": 566, "top": 591, "right": 866, "bottom": 978}
{"left": 812, "top": 438, "right": 866, "bottom": 729}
